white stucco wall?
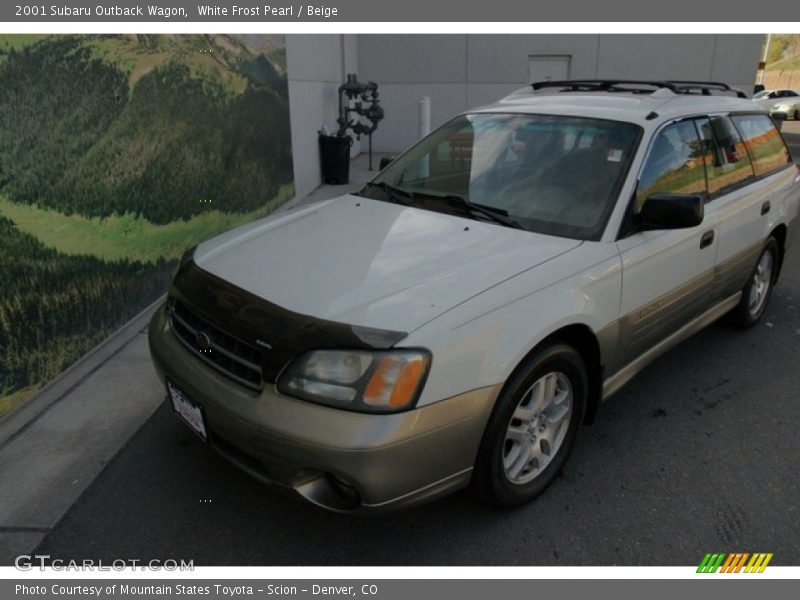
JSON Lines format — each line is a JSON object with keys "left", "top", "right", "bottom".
{"left": 285, "top": 34, "right": 763, "bottom": 195}
{"left": 356, "top": 34, "right": 763, "bottom": 153}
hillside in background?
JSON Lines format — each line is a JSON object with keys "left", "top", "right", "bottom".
{"left": 764, "top": 34, "right": 800, "bottom": 90}
{"left": 765, "top": 34, "right": 800, "bottom": 64}
{"left": 0, "top": 34, "right": 293, "bottom": 223}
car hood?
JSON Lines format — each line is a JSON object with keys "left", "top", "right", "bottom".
{"left": 194, "top": 196, "right": 582, "bottom": 333}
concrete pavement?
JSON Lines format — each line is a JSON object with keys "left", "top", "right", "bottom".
{"left": 0, "top": 312, "right": 164, "bottom": 564}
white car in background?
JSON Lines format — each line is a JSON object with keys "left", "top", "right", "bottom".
{"left": 752, "top": 88, "right": 799, "bottom": 112}
{"left": 149, "top": 79, "right": 800, "bottom": 512}
{"left": 770, "top": 97, "right": 800, "bottom": 121}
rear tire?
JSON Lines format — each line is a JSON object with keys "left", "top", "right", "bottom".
{"left": 727, "top": 237, "right": 779, "bottom": 329}
{"left": 473, "top": 343, "right": 587, "bottom": 508}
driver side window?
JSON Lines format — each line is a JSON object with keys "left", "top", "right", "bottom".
{"left": 636, "top": 121, "right": 707, "bottom": 212}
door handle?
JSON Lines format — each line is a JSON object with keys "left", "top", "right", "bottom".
{"left": 761, "top": 201, "right": 771, "bottom": 216}
{"left": 700, "top": 230, "right": 715, "bottom": 249}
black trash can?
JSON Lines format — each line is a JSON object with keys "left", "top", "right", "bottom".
{"left": 319, "top": 134, "right": 352, "bottom": 184}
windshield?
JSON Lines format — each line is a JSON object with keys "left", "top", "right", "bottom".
{"left": 361, "top": 113, "right": 642, "bottom": 239}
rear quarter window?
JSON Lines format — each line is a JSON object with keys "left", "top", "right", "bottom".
{"left": 731, "top": 114, "right": 792, "bottom": 177}
{"left": 695, "top": 116, "right": 755, "bottom": 197}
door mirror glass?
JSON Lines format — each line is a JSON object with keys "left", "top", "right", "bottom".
{"left": 640, "top": 193, "right": 704, "bottom": 231}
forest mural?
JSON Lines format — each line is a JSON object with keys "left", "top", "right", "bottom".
{"left": 0, "top": 34, "right": 294, "bottom": 416}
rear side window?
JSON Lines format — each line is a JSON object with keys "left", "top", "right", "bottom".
{"left": 636, "top": 120, "right": 706, "bottom": 211}
{"left": 695, "top": 116, "right": 755, "bottom": 197}
{"left": 731, "top": 114, "right": 792, "bottom": 177}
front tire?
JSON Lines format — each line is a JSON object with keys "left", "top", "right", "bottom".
{"left": 727, "top": 237, "right": 779, "bottom": 329}
{"left": 473, "top": 343, "right": 587, "bottom": 508}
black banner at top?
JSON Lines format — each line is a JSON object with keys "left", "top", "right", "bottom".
{"left": 1, "top": 0, "right": 794, "bottom": 22}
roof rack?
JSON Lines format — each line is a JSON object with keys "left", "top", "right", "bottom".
{"left": 667, "top": 80, "right": 747, "bottom": 98}
{"left": 531, "top": 79, "right": 747, "bottom": 98}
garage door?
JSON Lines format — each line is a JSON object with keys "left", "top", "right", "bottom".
{"left": 528, "top": 55, "right": 571, "bottom": 82}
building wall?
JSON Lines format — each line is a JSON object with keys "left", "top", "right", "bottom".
{"left": 355, "top": 34, "right": 764, "bottom": 153}
{"left": 286, "top": 34, "right": 359, "bottom": 199}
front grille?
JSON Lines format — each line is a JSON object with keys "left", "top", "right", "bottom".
{"left": 169, "top": 300, "right": 264, "bottom": 390}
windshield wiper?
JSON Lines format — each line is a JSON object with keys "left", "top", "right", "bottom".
{"left": 360, "top": 181, "right": 415, "bottom": 205}
{"left": 361, "top": 185, "right": 523, "bottom": 229}
{"left": 442, "top": 194, "right": 524, "bottom": 229}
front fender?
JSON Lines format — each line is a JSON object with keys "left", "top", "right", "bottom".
{"left": 404, "top": 242, "right": 623, "bottom": 407}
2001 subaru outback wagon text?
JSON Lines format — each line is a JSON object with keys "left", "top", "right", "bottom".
{"left": 149, "top": 80, "right": 800, "bottom": 512}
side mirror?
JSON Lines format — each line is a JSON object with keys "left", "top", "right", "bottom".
{"left": 639, "top": 193, "right": 704, "bottom": 231}
{"left": 379, "top": 156, "right": 396, "bottom": 170}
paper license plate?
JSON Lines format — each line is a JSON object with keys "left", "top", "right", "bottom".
{"left": 168, "top": 381, "right": 207, "bottom": 441}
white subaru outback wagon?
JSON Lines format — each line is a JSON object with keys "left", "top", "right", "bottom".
{"left": 149, "top": 80, "right": 800, "bottom": 512}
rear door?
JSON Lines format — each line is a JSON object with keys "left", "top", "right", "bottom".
{"left": 697, "top": 114, "right": 792, "bottom": 300}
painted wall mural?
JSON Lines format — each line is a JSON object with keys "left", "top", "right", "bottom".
{"left": 0, "top": 34, "right": 294, "bottom": 416}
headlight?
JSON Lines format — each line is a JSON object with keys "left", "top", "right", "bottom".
{"left": 277, "top": 349, "right": 431, "bottom": 413}
{"left": 773, "top": 104, "right": 789, "bottom": 111}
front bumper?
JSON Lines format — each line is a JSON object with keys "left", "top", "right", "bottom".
{"left": 148, "top": 302, "right": 499, "bottom": 512}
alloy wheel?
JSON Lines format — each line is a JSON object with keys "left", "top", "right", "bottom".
{"left": 502, "top": 371, "right": 573, "bottom": 484}
{"left": 747, "top": 250, "right": 774, "bottom": 317}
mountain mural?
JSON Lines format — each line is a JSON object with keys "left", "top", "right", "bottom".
{"left": 0, "top": 34, "right": 294, "bottom": 415}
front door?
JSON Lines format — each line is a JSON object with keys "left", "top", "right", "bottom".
{"left": 615, "top": 120, "right": 718, "bottom": 368}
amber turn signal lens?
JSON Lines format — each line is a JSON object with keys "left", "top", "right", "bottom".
{"left": 363, "top": 354, "right": 426, "bottom": 409}
{"left": 389, "top": 358, "right": 425, "bottom": 407}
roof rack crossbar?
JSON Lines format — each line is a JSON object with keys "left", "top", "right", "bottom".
{"left": 531, "top": 79, "right": 747, "bottom": 98}
{"left": 531, "top": 80, "right": 682, "bottom": 94}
